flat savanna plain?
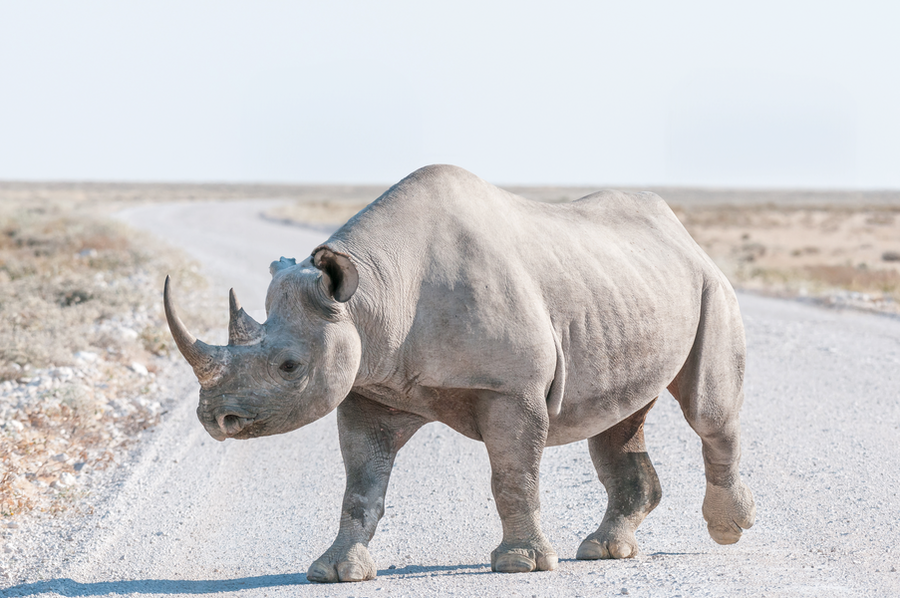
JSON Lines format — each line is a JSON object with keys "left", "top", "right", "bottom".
{"left": 1, "top": 180, "right": 899, "bottom": 595}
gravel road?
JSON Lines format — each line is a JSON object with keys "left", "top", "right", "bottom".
{"left": 3, "top": 200, "right": 900, "bottom": 597}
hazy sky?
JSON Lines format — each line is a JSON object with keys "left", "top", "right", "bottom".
{"left": 1, "top": 1, "right": 898, "bottom": 188}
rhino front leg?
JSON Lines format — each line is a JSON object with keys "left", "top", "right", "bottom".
{"left": 577, "top": 399, "right": 661, "bottom": 560}
{"left": 478, "top": 392, "right": 558, "bottom": 573}
{"left": 307, "top": 392, "right": 426, "bottom": 583}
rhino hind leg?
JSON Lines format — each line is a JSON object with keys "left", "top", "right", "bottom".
{"left": 577, "top": 399, "right": 661, "bottom": 560}
{"left": 668, "top": 282, "right": 756, "bottom": 545}
{"left": 307, "top": 393, "right": 426, "bottom": 583}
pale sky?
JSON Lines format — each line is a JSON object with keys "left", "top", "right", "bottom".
{"left": 1, "top": 1, "right": 898, "bottom": 188}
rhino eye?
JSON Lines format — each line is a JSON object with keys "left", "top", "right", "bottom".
{"left": 280, "top": 360, "right": 298, "bottom": 373}
{"left": 271, "top": 350, "right": 306, "bottom": 381}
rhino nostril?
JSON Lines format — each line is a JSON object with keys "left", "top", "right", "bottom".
{"left": 217, "top": 412, "right": 252, "bottom": 435}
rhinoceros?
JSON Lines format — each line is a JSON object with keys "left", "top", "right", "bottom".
{"left": 164, "top": 164, "right": 755, "bottom": 582}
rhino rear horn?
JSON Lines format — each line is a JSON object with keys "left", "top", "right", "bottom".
{"left": 228, "top": 288, "right": 265, "bottom": 346}
{"left": 312, "top": 246, "right": 358, "bottom": 303}
{"left": 163, "top": 276, "right": 227, "bottom": 386}
{"left": 269, "top": 256, "right": 296, "bottom": 277}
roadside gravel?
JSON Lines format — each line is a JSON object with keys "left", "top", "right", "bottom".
{"left": 2, "top": 200, "right": 899, "bottom": 597}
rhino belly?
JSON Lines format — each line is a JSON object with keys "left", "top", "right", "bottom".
{"left": 544, "top": 284, "right": 700, "bottom": 447}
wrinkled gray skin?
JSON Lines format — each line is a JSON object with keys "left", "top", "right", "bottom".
{"left": 164, "top": 165, "right": 755, "bottom": 583}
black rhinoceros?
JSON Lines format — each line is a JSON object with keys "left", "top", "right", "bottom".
{"left": 164, "top": 165, "right": 755, "bottom": 583}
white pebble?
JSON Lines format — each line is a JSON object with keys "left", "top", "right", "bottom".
{"left": 51, "top": 367, "right": 75, "bottom": 381}
{"left": 118, "top": 327, "right": 139, "bottom": 341}
{"left": 74, "top": 351, "right": 99, "bottom": 364}
{"left": 56, "top": 473, "right": 77, "bottom": 487}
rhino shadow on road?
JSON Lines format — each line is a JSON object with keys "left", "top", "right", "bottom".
{"left": 0, "top": 574, "right": 308, "bottom": 597}
{"left": 0, "top": 563, "right": 495, "bottom": 597}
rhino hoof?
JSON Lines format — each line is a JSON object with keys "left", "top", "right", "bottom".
{"left": 336, "top": 561, "right": 372, "bottom": 582}
{"left": 703, "top": 481, "right": 756, "bottom": 545}
{"left": 576, "top": 535, "right": 638, "bottom": 560}
{"left": 306, "top": 561, "right": 339, "bottom": 583}
{"left": 707, "top": 521, "right": 744, "bottom": 545}
{"left": 307, "top": 544, "right": 376, "bottom": 583}
{"left": 491, "top": 547, "right": 558, "bottom": 573}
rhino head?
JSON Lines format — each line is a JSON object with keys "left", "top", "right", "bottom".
{"left": 164, "top": 246, "right": 361, "bottom": 441}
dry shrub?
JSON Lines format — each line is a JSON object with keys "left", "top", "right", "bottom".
{"left": 0, "top": 388, "right": 161, "bottom": 516}
{"left": 0, "top": 197, "right": 216, "bottom": 517}
{"left": 0, "top": 203, "right": 208, "bottom": 378}
{"left": 676, "top": 204, "right": 900, "bottom": 308}
{"left": 803, "top": 265, "right": 900, "bottom": 295}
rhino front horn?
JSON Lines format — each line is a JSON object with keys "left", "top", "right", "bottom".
{"left": 228, "top": 288, "right": 265, "bottom": 346}
{"left": 163, "top": 276, "right": 227, "bottom": 386}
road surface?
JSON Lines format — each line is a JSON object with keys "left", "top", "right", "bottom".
{"left": 4, "top": 200, "right": 900, "bottom": 597}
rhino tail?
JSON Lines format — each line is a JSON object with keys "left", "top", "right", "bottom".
{"left": 546, "top": 324, "right": 566, "bottom": 418}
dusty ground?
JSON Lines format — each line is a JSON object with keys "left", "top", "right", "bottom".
{"left": 678, "top": 205, "right": 900, "bottom": 313}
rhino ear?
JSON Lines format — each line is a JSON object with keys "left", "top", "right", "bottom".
{"left": 270, "top": 256, "right": 297, "bottom": 277}
{"left": 312, "top": 246, "right": 358, "bottom": 303}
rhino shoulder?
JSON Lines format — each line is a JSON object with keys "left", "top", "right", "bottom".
{"left": 387, "top": 165, "right": 497, "bottom": 208}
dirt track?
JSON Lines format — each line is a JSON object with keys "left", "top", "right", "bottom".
{"left": 3, "top": 200, "right": 899, "bottom": 597}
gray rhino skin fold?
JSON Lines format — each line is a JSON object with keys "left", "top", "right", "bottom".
{"left": 164, "top": 165, "right": 756, "bottom": 583}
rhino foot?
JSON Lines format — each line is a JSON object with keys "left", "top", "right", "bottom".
{"left": 307, "top": 542, "right": 376, "bottom": 583}
{"left": 703, "top": 481, "right": 756, "bottom": 545}
{"left": 491, "top": 540, "right": 558, "bottom": 573}
{"left": 576, "top": 521, "right": 639, "bottom": 560}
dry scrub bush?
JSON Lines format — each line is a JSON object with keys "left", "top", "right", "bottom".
{"left": 0, "top": 203, "right": 208, "bottom": 377}
{"left": 675, "top": 205, "right": 900, "bottom": 309}
{"left": 801, "top": 265, "right": 900, "bottom": 295}
{"left": 0, "top": 200, "right": 214, "bottom": 516}
{"left": 266, "top": 200, "right": 370, "bottom": 227}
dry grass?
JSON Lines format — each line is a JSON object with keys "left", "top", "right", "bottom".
{"left": 1, "top": 370, "right": 160, "bottom": 516}
{"left": 0, "top": 202, "right": 203, "bottom": 380}
{"left": 0, "top": 197, "right": 213, "bottom": 517}
{"left": 675, "top": 204, "right": 900, "bottom": 311}
{"left": 266, "top": 200, "right": 370, "bottom": 228}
